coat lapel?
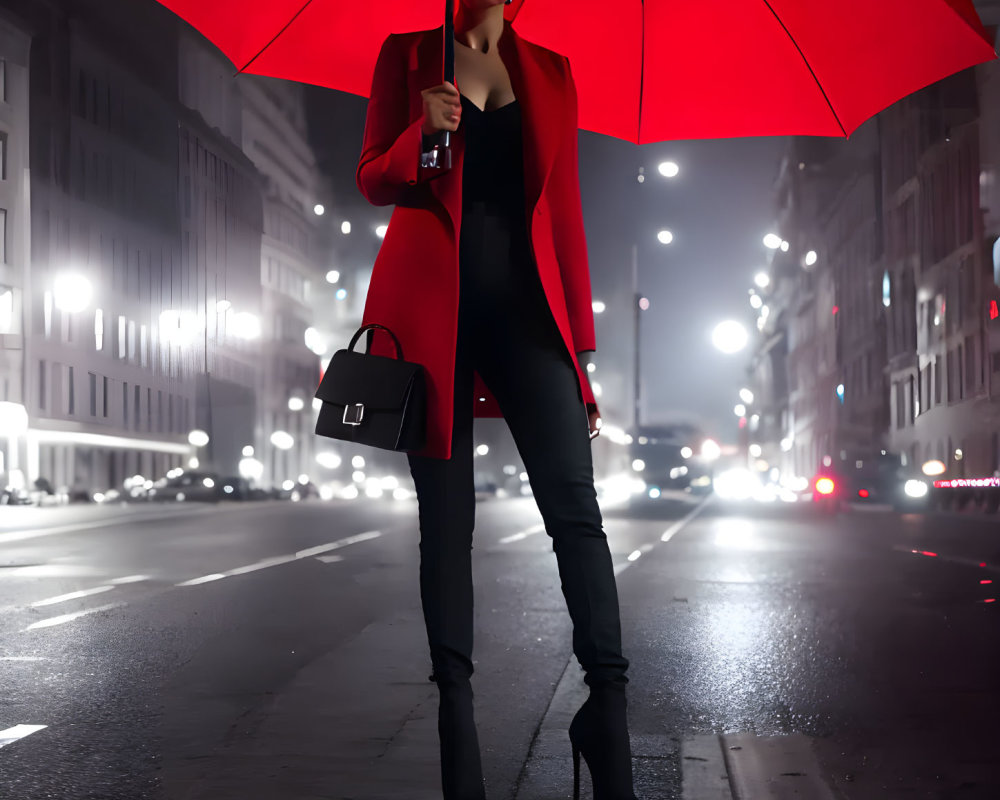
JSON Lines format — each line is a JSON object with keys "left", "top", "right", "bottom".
{"left": 406, "top": 20, "right": 564, "bottom": 233}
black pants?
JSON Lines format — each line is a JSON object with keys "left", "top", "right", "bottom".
{"left": 407, "top": 200, "right": 630, "bottom": 690}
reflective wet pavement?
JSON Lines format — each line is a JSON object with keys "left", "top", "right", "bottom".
{"left": 0, "top": 495, "right": 997, "bottom": 798}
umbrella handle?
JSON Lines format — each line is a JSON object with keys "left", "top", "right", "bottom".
{"left": 422, "top": 0, "right": 454, "bottom": 171}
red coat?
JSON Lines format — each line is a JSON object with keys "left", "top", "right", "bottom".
{"left": 356, "top": 18, "right": 599, "bottom": 460}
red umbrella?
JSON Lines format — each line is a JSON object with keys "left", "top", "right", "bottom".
{"left": 155, "top": 0, "right": 996, "bottom": 142}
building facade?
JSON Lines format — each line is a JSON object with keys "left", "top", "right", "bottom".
{"left": 749, "top": 17, "right": 1000, "bottom": 485}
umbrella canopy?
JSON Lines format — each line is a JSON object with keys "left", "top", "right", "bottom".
{"left": 155, "top": 0, "right": 996, "bottom": 142}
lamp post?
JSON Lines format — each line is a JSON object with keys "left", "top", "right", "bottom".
{"left": 633, "top": 161, "right": 679, "bottom": 430}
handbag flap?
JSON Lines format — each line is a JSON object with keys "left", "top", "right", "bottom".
{"left": 314, "top": 349, "right": 421, "bottom": 411}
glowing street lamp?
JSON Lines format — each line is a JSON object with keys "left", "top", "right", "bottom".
{"left": 53, "top": 273, "right": 93, "bottom": 313}
{"left": 657, "top": 230, "right": 674, "bottom": 245}
{"left": 763, "top": 233, "right": 782, "bottom": 249}
{"left": 711, "top": 320, "right": 748, "bottom": 354}
{"left": 657, "top": 161, "right": 680, "bottom": 178}
{"left": 187, "top": 429, "right": 210, "bottom": 448}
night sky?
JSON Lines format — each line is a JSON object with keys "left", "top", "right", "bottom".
{"left": 304, "top": 85, "right": 785, "bottom": 444}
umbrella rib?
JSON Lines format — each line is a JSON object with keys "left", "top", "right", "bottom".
{"left": 235, "top": 0, "right": 316, "bottom": 75}
{"left": 760, "top": 0, "right": 848, "bottom": 137}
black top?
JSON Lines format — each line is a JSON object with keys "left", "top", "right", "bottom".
{"left": 460, "top": 94, "right": 525, "bottom": 217}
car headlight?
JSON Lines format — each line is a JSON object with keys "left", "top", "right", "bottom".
{"left": 904, "top": 479, "right": 928, "bottom": 499}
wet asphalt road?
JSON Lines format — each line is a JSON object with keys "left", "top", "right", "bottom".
{"left": 0, "top": 493, "right": 997, "bottom": 799}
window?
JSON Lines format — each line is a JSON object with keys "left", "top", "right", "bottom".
{"left": 68, "top": 366, "right": 74, "bottom": 415}
{"left": 94, "top": 308, "right": 103, "bottom": 351}
{"left": 0, "top": 208, "right": 6, "bottom": 263}
{"left": 0, "top": 285, "right": 12, "bottom": 333}
{"left": 0, "top": 59, "right": 6, "bottom": 103}
{"left": 146, "top": 387, "right": 152, "bottom": 431}
{"left": 103, "top": 376, "right": 108, "bottom": 417}
{"left": 134, "top": 384, "right": 140, "bottom": 430}
{"left": 965, "top": 334, "right": 977, "bottom": 393}
{"left": 118, "top": 315, "right": 126, "bottom": 359}
{"left": 89, "top": 372, "right": 97, "bottom": 416}
{"left": 0, "top": 131, "right": 7, "bottom": 181}
{"left": 123, "top": 381, "right": 128, "bottom": 426}
{"left": 38, "top": 359, "right": 46, "bottom": 410}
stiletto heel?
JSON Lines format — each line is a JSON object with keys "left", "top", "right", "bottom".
{"left": 572, "top": 739, "right": 581, "bottom": 800}
{"left": 567, "top": 681, "right": 639, "bottom": 799}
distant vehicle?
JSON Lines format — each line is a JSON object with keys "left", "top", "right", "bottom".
{"left": 147, "top": 470, "right": 223, "bottom": 503}
{"left": 811, "top": 450, "right": 929, "bottom": 513}
{"left": 218, "top": 476, "right": 251, "bottom": 501}
{"left": 474, "top": 471, "right": 499, "bottom": 501}
{"left": 627, "top": 423, "right": 712, "bottom": 499}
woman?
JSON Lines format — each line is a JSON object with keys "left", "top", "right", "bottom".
{"left": 356, "top": 2, "right": 638, "bottom": 798}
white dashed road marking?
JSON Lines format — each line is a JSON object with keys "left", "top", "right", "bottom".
{"left": 0, "top": 725, "right": 48, "bottom": 749}
{"left": 499, "top": 523, "right": 546, "bottom": 544}
{"left": 30, "top": 585, "right": 117, "bottom": 608}
{"left": 21, "top": 602, "right": 126, "bottom": 633}
{"left": 175, "top": 530, "right": 383, "bottom": 587}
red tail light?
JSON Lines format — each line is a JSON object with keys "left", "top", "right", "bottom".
{"left": 858, "top": 488, "right": 869, "bottom": 498}
{"left": 815, "top": 477, "right": 836, "bottom": 495}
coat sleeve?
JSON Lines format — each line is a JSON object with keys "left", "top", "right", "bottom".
{"left": 356, "top": 34, "right": 452, "bottom": 206}
{"left": 550, "top": 55, "right": 597, "bottom": 354}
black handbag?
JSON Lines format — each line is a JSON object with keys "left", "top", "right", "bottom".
{"left": 313, "top": 323, "right": 427, "bottom": 452}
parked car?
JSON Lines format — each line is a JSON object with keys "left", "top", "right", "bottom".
{"left": 147, "top": 470, "right": 223, "bottom": 502}
{"left": 810, "top": 450, "right": 929, "bottom": 513}
{"left": 218, "top": 476, "right": 251, "bottom": 501}
{"left": 474, "top": 471, "right": 499, "bottom": 501}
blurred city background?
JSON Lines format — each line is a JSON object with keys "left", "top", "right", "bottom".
{"left": 2, "top": 2, "right": 1000, "bottom": 799}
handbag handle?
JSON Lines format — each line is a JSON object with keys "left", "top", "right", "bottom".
{"left": 349, "top": 323, "right": 405, "bottom": 361}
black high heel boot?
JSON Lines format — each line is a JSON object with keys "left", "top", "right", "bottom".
{"left": 568, "top": 681, "right": 638, "bottom": 800}
{"left": 435, "top": 678, "right": 487, "bottom": 800}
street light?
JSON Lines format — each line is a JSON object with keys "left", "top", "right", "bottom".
{"left": 754, "top": 272, "right": 770, "bottom": 289}
{"left": 375, "top": 224, "right": 388, "bottom": 238}
{"left": 326, "top": 270, "right": 340, "bottom": 284}
{"left": 341, "top": 220, "right": 352, "bottom": 234}
{"left": 270, "top": 430, "right": 294, "bottom": 450}
{"left": 53, "top": 272, "right": 93, "bottom": 313}
{"left": 304, "top": 327, "right": 326, "bottom": 356}
{"left": 231, "top": 311, "right": 261, "bottom": 340}
{"left": 313, "top": 203, "right": 325, "bottom": 216}
{"left": 739, "top": 388, "right": 754, "bottom": 404}
{"left": 657, "top": 161, "right": 680, "bottom": 178}
{"left": 657, "top": 230, "right": 674, "bottom": 245}
{"left": 763, "top": 233, "right": 782, "bottom": 249}
{"left": 187, "top": 429, "right": 210, "bottom": 448}
{"left": 711, "top": 320, "right": 748, "bottom": 354}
